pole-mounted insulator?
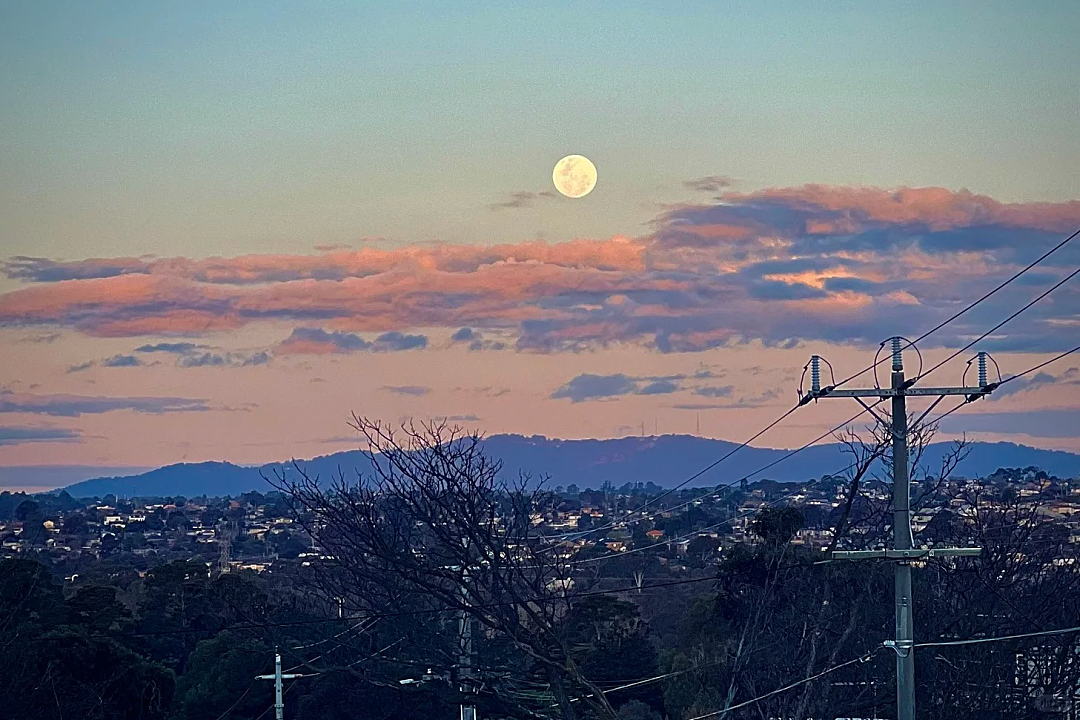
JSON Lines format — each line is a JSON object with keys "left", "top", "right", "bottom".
{"left": 891, "top": 337, "right": 903, "bottom": 372}
{"left": 811, "top": 355, "right": 821, "bottom": 393}
{"left": 977, "top": 351, "right": 987, "bottom": 387}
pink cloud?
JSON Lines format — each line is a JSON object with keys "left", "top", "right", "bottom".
{"left": 1, "top": 186, "right": 1077, "bottom": 354}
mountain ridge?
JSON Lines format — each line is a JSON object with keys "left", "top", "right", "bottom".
{"left": 55, "top": 434, "right": 1080, "bottom": 498}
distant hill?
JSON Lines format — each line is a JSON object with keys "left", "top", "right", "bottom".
{"left": 0, "top": 465, "right": 152, "bottom": 494}
{"left": 57, "top": 435, "right": 1080, "bottom": 499}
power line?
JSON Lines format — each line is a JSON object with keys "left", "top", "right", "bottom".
{"left": 601, "top": 658, "right": 727, "bottom": 695}
{"left": 1003, "top": 342, "right": 1080, "bottom": 382}
{"left": 924, "top": 342, "right": 1080, "bottom": 429}
{"left": 599, "top": 235, "right": 1080, "bottom": 553}
{"left": 212, "top": 679, "right": 259, "bottom": 720}
{"left": 561, "top": 402, "right": 883, "bottom": 559}
{"left": 576, "top": 450, "right": 871, "bottom": 567}
{"left": 573, "top": 519, "right": 729, "bottom": 565}
{"left": 685, "top": 650, "right": 880, "bottom": 720}
{"left": 550, "top": 229, "right": 1080, "bottom": 548}
{"left": 831, "top": 227, "right": 1080, "bottom": 389}
{"left": 558, "top": 239, "right": 1080, "bottom": 549}
{"left": 916, "top": 624, "right": 1080, "bottom": 648}
{"left": 210, "top": 653, "right": 273, "bottom": 720}
{"left": 919, "top": 264, "right": 1080, "bottom": 381}
{"left": 660, "top": 619, "right": 1080, "bottom": 720}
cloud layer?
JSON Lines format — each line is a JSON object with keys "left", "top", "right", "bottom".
{"left": 0, "top": 426, "right": 81, "bottom": 446}
{"left": 547, "top": 369, "right": 789, "bottom": 408}
{"left": 0, "top": 389, "right": 210, "bottom": 417}
{"left": 276, "top": 328, "right": 428, "bottom": 354}
{"left": 2, "top": 186, "right": 1078, "bottom": 356}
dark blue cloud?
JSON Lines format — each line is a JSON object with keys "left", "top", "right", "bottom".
{"left": 918, "top": 226, "right": 1064, "bottom": 258}
{"left": 281, "top": 327, "right": 428, "bottom": 353}
{"left": 747, "top": 280, "right": 827, "bottom": 301}
{"left": 639, "top": 380, "right": 679, "bottom": 395}
{"left": 694, "top": 385, "right": 735, "bottom": 398}
{"left": 974, "top": 334, "right": 1080, "bottom": 354}
{"left": 178, "top": 352, "right": 227, "bottom": 367}
{"left": 487, "top": 190, "right": 558, "bottom": 211}
{"left": 1014, "top": 271, "right": 1064, "bottom": 286}
{"left": 285, "top": 327, "right": 372, "bottom": 351}
{"left": 373, "top": 331, "right": 428, "bottom": 351}
{"left": 448, "top": 326, "right": 506, "bottom": 351}
{"left": 383, "top": 385, "right": 431, "bottom": 396}
{"left": 129, "top": 345, "right": 272, "bottom": 368}
{"left": 74, "top": 344, "right": 269, "bottom": 371}
{"left": 550, "top": 372, "right": 713, "bottom": 401}
{"left": 551, "top": 374, "right": 638, "bottom": 402}
{"left": 0, "top": 391, "right": 210, "bottom": 417}
{"left": 102, "top": 354, "right": 141, "bottom": 368}
{"left": 238, "top": 306, "right": 351, "bottom": 321}
{"left": 737, "top": 388, "right": 784, "bottom": 406}
{"left": 1, "top": 256, "right": 146, "bottom": 282}
{"left": 452, "top": 327, "right": 476, "bottom": 341}
{"left": 989, "top": 368, "right": 1079, "bottom": 400}
{"left": 135, "top": 342, "right": 200, "bottom": 354}
{"left": 0, "top": 426, "right": 82, "bottom": 446}
{"left": 683, "top": 175, "right": 735, "bottom": 193}
{"left": 242, "top": 351, "right": 271, "bottom": 366}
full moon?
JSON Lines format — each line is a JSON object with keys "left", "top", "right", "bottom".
{"left": 552, "top": 155, "right": 597, "bottom": 198}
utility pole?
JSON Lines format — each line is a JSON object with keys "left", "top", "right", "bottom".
{"left": 256, "top": 649, "right": 303, "bottom": 720}
{"left": 459, "top": 569, "right": 478, "bottom": 720}
{"left": 801, "top": 338, "right": 992, "bottom": 720}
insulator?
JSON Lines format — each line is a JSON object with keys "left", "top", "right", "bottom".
{"left": 891, "top": 337, "right": 903, "bottom": 372}
{"left": 977, "top": 351, "right": 987, "bottom": 387}
{"left": 811, "top": 355, "right": 821, "bottom": 393}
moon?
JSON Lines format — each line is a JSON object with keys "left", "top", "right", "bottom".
{"left": 552, "top": 155, "right": 597, "bottom": 198}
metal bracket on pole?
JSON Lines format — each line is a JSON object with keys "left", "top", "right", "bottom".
{"left": 883, "top": 640, "right": 914, "bottom": 658}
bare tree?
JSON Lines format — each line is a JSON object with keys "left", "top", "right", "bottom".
{"left": 827, "top": 411, "right": 970, "bottom": 554}
{"left": 916, "top": 486, "right": 1080, "bottom": 718}
{"left": 270, "top": 417, "right": 619, "bottom": 720}
{"left": 824, "top": 425, "right": 889, "bottom": 555}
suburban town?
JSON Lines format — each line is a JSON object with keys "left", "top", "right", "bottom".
{"left": 4, "top": 465, "right": 1077, "bottom": 577}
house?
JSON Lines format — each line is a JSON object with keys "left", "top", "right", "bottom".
{"left": 646, "top": 529, "right": 665, "bottom": 540}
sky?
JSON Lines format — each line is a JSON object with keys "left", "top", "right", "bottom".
{"left": 1, "top": 1, "right": 1079, "bottom": 477}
